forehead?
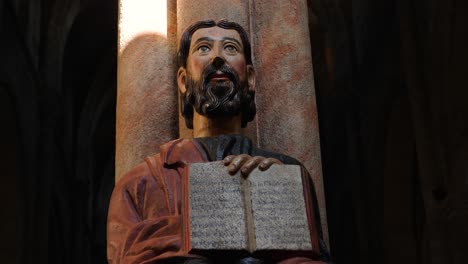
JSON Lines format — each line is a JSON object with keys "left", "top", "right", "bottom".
{"left": 191, "top": 27, "right": 242, "bottom": 46}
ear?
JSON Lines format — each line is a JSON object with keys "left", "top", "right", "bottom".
{"left": 177, "top": 67, "right": 187, "bottom": 94}
{"left": 247, "top": 65, "right": 256, "bottom": 92}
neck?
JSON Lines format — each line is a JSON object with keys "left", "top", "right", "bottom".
{"left": 192, "top": 112, "right": 242, "bottom": 138}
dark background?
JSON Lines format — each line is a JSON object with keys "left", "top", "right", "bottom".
{"left": 1, "top": 0, "right": 467, "bottom": 263}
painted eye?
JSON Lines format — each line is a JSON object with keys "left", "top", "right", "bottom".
{"left": 225, "top": 45, "right": 238, "bottom": 52}
{"left": 198, "top": 45, "right": 210, "bottom": 52}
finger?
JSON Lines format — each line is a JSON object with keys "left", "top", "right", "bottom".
{"left": 223, "top": 155, "right": 235, "bottom": 165}
{"left": 258, "top": 158, "right": 282, "bottom": 171}
{"left": 227, "top": 154, "right": 251, "bottom": 175}
{"left": 240, "top": 156, "right": 265, "bottom": 177}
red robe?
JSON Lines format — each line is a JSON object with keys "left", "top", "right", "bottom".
{"left": 107, "top": 138, "right": 327, "bottom": 264}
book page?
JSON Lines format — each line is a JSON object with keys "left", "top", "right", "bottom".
{"left": 249, "top": 165, "right": 313, "bottom": 251}
{"left": 189, "top": 162, "right": 247, "bottom": 250}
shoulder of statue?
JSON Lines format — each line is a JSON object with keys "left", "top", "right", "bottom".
{"left": 159, "top": 137, "right": 206, "bottom": 166}
{"left": 115, "top": 138, "right": 206, "bottom": 190}
{"left": 158, "top": 138, "right": 188, "bottom": 153}
{"left": 114, "top": 154, "right": 162, "bottom": 192}
{"left": 117, "top": 138, "right": 189, "bottom": 182}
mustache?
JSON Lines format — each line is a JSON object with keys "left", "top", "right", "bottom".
{"left": 201, "top": 63, "right": 239, "bottom": 84}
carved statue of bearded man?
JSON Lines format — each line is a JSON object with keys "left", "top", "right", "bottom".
{"left": 107, "top": 19, "right": 331, "bottom": 264}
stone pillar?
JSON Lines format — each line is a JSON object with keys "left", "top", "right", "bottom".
{"left": 176, "top": 0, "right": 257, "bottom": 142}
{"left": 251, "top": 0, "right": 329, "bottom": 245}
{"left": 116, "top": 0, "right": 178, "bottom": 180}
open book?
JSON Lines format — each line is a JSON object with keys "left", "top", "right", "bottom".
{"left": 182, "top": 161, "right": 319, "bottom": 256}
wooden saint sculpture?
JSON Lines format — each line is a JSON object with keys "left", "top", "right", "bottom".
{"left": 107, "top": 20, "right": 330, "bottom": 264}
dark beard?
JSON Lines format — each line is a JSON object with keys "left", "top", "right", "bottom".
{"left": 185, "top": 63, "right": 247, "bottom": 118}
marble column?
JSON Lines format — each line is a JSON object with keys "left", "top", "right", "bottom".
{"left": 116, "top": 0, "right": 178, "bottom": 180}
{"left": 251, "top": 0, "right": 329, "bottom": 245}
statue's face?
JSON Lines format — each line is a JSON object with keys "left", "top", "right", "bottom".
{"left": 178, "top": 26, "right": 255, "bottom": 120}
{"left": 186, "top": 27, "right": 248, "bottom": 84}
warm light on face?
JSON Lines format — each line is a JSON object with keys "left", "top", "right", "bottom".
{"left": 119, "top": 0, "right": 167, "bottom": 52}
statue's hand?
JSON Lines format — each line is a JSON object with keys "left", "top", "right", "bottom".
{"left": 223, "top": 154, "right": 282, "bottom": 177}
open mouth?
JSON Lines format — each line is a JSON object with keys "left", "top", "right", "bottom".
{"left": 208, "top": 71, "right": 231, "bottom": 82}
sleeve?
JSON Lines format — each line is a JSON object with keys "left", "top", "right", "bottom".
{"left": 106, "top": 162, "right": 204, "bottom": 264}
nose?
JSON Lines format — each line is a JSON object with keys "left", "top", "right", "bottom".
{"left": 211, "top": 56, "right": 225, "bottom": 69}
